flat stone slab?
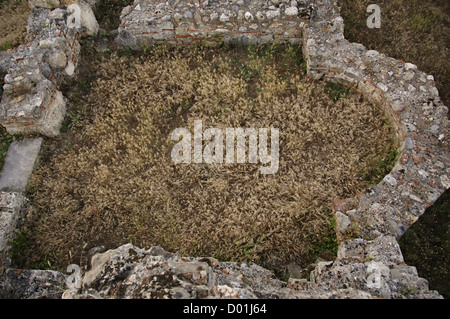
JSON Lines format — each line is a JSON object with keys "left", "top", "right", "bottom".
{"left": 0, "top": 138, "right": 43, "bottom": 193}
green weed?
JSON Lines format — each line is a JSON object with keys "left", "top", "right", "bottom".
{"left": 325, "top": 82, "right": 350, "bottom": 101}
{"left": 0, "top": 41, "right": 13, "bottom": 51}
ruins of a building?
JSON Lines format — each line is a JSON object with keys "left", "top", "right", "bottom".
{"left": 0, "top": 0, "right": 448, "bottom": 299}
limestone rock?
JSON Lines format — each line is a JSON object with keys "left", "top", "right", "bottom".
{"left": 0, "top": 138, "right": 43, "bottom": 193}
{"left": 48, "top": 50, "right": 67, "bottom": 69}
{"left": 67, "top": 0, "right": 99, "bottom": 36}
{"left": 0, "top": 267, "right": 67, "bottom": 299}
{"left": 0, "top": 192, "right": 28, "bottom": 252}
{"left": 285, "top": 6, "right": 299, "bottom": 16}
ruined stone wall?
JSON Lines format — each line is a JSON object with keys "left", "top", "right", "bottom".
{"left": 116, "top": 0, "right": 313, "bottom": 48}
{"left": 0, "top": 0, "right": 448, "bottom": 299}
{"left": 0, "top": 1, "right": 98, "bottom": 137}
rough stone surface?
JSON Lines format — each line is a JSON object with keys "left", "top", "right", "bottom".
{"left": 115, "top": 0, "right": 313, "bottom": 49}
{"left": 0, "top": 5, "right": 87, "bottom": 136}
{"left": 0, "top": 138, "right": 43, "bottom": 193}
{"left": 303, "top": 0, "right": 449, "bottom": 240}
{"left": 67, "top": 0, "right": 99, "bottom": 36}
{"left": 0, "top": 192, "right": 28, "bottom": 252}
{"left": 54, "top": 243, "right": 440, "bottom": 299}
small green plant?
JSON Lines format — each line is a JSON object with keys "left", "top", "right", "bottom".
{"left": 216, "top": 37, "right": 225, "bottom": 48}
{"left": 143, "top": 44, "right": 156, "bottom": 56}
{"left": 125, "top": 47, "right": 136, "bottom": 56}
{"left": 66, "top": 112, "right": 83, "bottom": 130}
{"left": 64, "top": 141, "right": 73, "bottom": 151}
{"left": 310, "top": 215, "right": 339, "bottom": 258}
{"left": 325, "top": 81, "right": 351, "bottom": 101}
{"left": 360, "top": 147, "right": 399, "bottom": 186}
{"left": 0, "top": 41, "right": 13, "bottom": 52}
{"left": 238, "top": 62, "right": 260, "bottom": 82}
{"left": 30, "top": 254, "right": 56, "bottom": 270}
{"left": 195, "top": 39, "right": 208, "bottom": 52}
{"left": 343, "top": 223, "right": 362, "bottom": 242}
{"left": 275, "top": 270, "right": 291, "bottom": 282}
{"left": 286, "top": 44, "right": 304, "bottom": 67}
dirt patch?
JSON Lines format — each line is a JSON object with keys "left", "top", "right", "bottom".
{"left": 12, "top": 43, "right": 398, "bottom": 276}
{"left": 0, "top": 0, "right": 30, "bottom": 50}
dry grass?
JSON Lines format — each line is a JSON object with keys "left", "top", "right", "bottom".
{"left": 0, "top": 0, "right": 30, "bottom": 50}
{"left": 19, "top": 44, "right": 397, "bottom": 273}
{"left": 339, "top": 0, "right": 450, "bottom": 108}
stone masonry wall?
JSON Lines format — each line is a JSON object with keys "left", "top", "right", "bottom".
{"left": 0, "top": 0, "right": 99, "bottom": 137}
{"left": 0, "top": 0, "right": 448, "bottom": 299}
{"left": 303, "top": 0, "right": 449, "bottom": 241}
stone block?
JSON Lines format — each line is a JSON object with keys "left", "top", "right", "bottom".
{"left": 0, "top": 138, "right": 43, "bottom": 193}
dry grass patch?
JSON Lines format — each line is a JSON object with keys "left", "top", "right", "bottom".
{"left": 17, "top": 44, "right": 398, "bottom": 274}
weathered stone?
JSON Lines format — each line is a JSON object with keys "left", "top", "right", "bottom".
{"left": 403, "top": 71, "right": 415, "bottom": 81}
{"left": 256, "top": 11, "right": 265, "bottom": 20}
{"left": 219, "top": 13, "right": 230, "bottom": 22}
{"left": 74, "top": 244, "right": 302, "bottom": 299}
{"left": 67, "top": 0, "right": 99, "bottom": 36}
{"left": 285, "top": 6, "right": 299, "bottom": 16}
{"left": 0, "top": 6, "right": 79, "bottom": 137}
{"left": 0, "top": 192, "right": 28, "bottom": 252}
{"left": 334, "top": 211, "right": 351, "bottom": 240}
{"left": 266, "top": 9, "right": 281, "bottom": 19}
{"left": 0, "top": 267, "right": 67, "bottom": 299}
{"left": 115, "top": 0, "right": 310, "bottom": 47}
{"left": 64, "top": 60, "right": 75, "bottom": 76}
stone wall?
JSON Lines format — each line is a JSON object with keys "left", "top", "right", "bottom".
{"left": 0, "top": 0, "right": 98, "bottom": 137}
{"left": 0, "top": 0, "right": 448, "bottom": 299}
{"left": 116, "top": 0, "right": 313, "bottom": 48}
